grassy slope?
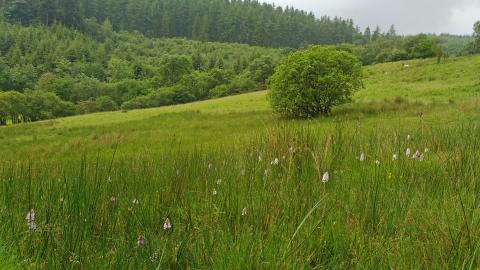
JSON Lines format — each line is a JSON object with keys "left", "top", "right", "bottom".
{"left": 1, "top": 55, "right": 480, "bottom": 269}
{"left": 1, "top": 55, "right": 479, "bottom": 159}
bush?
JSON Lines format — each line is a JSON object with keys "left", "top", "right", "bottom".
{"left": 247, "top": 56, "right": 276, "bottom": 84}
{"left": 95, "top": 96, "right": 118, "bottom": 112}
{"left": 228, "top": 73, "right": 257, "bottom": 94}
{"left": 403, "top": 34, "right": 440, "bottom": 59}
{"left": 76, "top": 99, "right": 99, "bottom": 114}
{"left": 120, "top": 87, "right": 175, "bottom": 110}
{"left": 268, "top": 46, "right": 363, "bottom": 118}
{"left": 209, "top": 84, "right": 229, "bottom": 98}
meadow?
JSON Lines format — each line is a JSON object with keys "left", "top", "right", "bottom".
{"left": 1, "top": 55, "right": 480, "bottom": 269}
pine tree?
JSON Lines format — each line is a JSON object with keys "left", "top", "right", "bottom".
{"left": 372, "top": 26, "right": 382, "bottom": 41}
{"left": 387, "top": 25, "right": 397, "bottom": 38}
{"left": 363, "top": 27, "right": 372, "bottom": 43}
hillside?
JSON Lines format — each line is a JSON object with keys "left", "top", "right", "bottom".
{"left": 1, "top": 54, "right": 480, "bottom": 268}
{"left": 1, "top": 55, "right": 479, "bottom": 158}
{"left": 0, "top": 9, "right": 474, "bottom": 127}
{"left": 1, "top": 0, "right": 360, "bottom": 48}
{"left": 0, "top": 21, "right": 281, "bottom": 123}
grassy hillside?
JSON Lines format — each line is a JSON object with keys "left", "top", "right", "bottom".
{"left": 0, "top": 55, "right": 480, "bottom": 268}
{"left": 1, "top": 55, "right": 479, "bottom": 158}
{"left": 0, "top": 21, "right": 281, "bottom": 122}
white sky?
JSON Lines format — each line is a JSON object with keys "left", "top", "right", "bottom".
{"left": 269, "top": 0, "right": 480, "bottom": 35}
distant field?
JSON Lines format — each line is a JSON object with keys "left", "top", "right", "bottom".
{"left": 1, "top": 55, "right": 480, "bottom": 268}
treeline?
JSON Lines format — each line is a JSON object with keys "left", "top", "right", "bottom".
{"left": 1, "top": 0, "right": 361, "bottom": 48}
{"left": 0, "top": 21, "right": 281, "bottom": 125}
{"left": 437, "top": 34, "right": 473, "bottom": 56}
{"left": 0, "top": 91, "right": 74, "bottom": 125}
{"left": 331, "top": 25, "right": 473, "bottom": 65}
{"left": 345, "top": 31, "right": 444, "bottom": 65}
{"left": 464, "top": 21, "right": 480, "bottom": 54}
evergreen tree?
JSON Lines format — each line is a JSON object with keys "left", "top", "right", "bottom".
{"left": 0, "top": 0, "right": 362, "bottom": 48}
{"left": 387, "top": 25, "right": 397, "bottom": 38}
{"left": 5, "top": 0, "right": 34, "bottom": 25}
{"left": 363, "top": 27, "right": 372, "bottom": 43}
{"left": 472, "top": 21, "right": 480, "bottom": 53}
{"left": 372, "top": 26, "right": 382, "bottom": 41}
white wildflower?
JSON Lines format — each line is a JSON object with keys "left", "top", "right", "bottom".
{"left": 406, "top": 148, "right": 411, "bottom": 157}
{"left": 359, "top": 153, "right": 366, "bottom": 162}
{"left": 392, "top": 154, "right": 398, "bottom": 161}
{"left": 26, "top": 209, "right": 36, "bottom": 231}
{"left": 242, "top": 208, "right": 248, "bottom": 216}
{"left": 271, "top": 158, "right": 279, "bottom": 165}
{"left": 322, "top": 172, "right": 329, "bottom": 183}
{"left": 132, "top": 198, "right": 139, "bottom": 205}
{"left": 212, "top": 189, "right": 217, "bottom": 196}
{"left": 412, "top": 150, "right": 420, "bottom": 159}
{"left": 216, "top": 179, "right": 222, "bottom": 185}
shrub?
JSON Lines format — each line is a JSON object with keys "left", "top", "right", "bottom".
{"left": 403, "top": 34, "right": 440, "bottom": 59}
{"left": 268, "top": 46, "right": 363, "bottom": 118}
{"left": 228, "top": 73, "right": 257, "bottom": 94}
{"left": 247, "top": 56, "right": 276, "bottom": 84}
{"left": 95, "top": 96, "right": 118, "bottom": 112}
{"left": 209, "top": 84, "right": 229, "bottom": 98}
{"left": 76, "top": 99, "right": 99, "bottom": 114}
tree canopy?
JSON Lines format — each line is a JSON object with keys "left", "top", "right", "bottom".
{"left": 268, "top": 46, "right": 363, "bottom": 118}
{"left": 1, "top": 0, "right": 361, "bottom": 48}
{"left": 0, "top": 21, "right": 281, "bottom": 125}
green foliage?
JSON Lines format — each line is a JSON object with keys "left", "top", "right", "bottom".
{"left": 0, "top": 90, "right": 75, "bottom": 124}
{"left": 403, "top": 34, "right": 441, "bottom": 59}
{"left": 466, "top": 21, "right": 480, "bottom": 54}
{"left": 158, "top": 55, "right": 193, "bottom": 86}
{"left": 1, "top": 0, "right": 360, "bottom": 48}
{"left": 95, "top": 96, "right": 118, "bottom": 111}
{"left": 247, "top": 56, "right": 276, "bottom": 84}
{"left": 437, "top": 34, "right": 473, "bottom": 56}
{"left": 0, "top": 21, "right": 281, "bottom": 123}
{"left": 0, "top": 55, "right": 480, "bottom": 269}
{"left": 475, "top": 21, "right": 480, "bottom": 51}
{"left": 107, "top": 57, "right": 133, "bottom": 83}
{"left": 5, "top": 0, "right": 33, "bottom": 25}
{"left": 269, "top": 46, "right": 363, "bottom": 118}
{"left": 351, "top": 34, "right": 443, "bottom": 65}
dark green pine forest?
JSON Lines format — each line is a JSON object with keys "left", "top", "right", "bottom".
{"left": 0, "top": 0, "right": 476, "bottom": 125}
{"left": 1, "top": 0, "right": 361, "bottom": 48}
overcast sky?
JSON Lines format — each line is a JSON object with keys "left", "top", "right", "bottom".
{"left": 269, "top": 0, "right": 480, "bottom": 35}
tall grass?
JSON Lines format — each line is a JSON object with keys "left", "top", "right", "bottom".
{"left": 1, "top": 121, "right": 479, "bottom": 269}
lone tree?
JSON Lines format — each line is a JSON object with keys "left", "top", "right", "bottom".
{"left": 268, "top": 46, "right": 363, "bottom": 118}
{"left": 473, "top": 21, "right": 480, "bottom": 53}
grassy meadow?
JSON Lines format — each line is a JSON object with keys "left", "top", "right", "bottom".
{"left": 1, "top": 55, "right": 480, "bottom": 269}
